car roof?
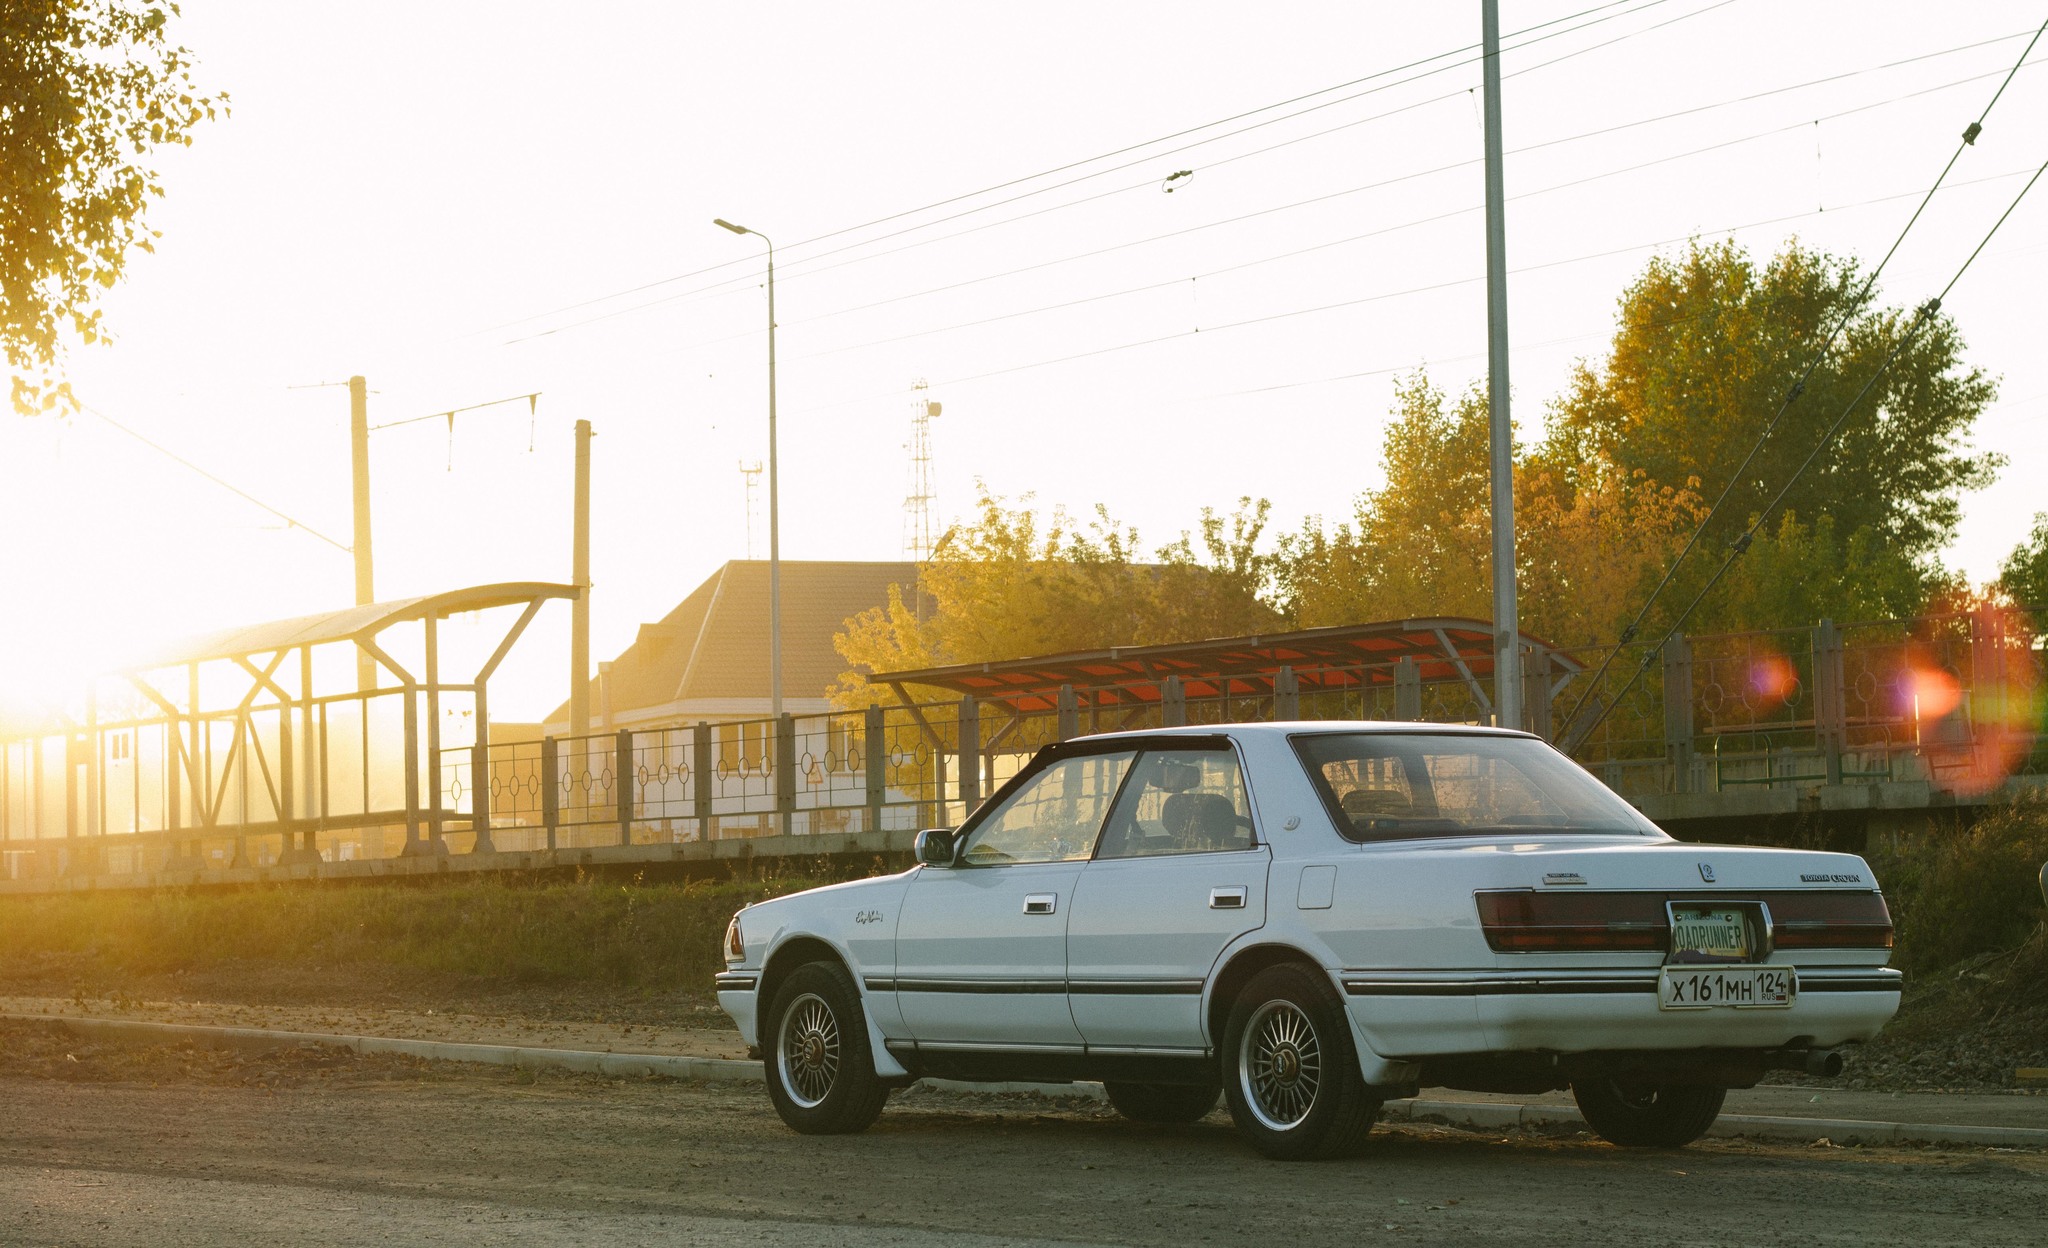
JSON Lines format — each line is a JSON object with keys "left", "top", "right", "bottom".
{"left": 1072, "top": 721, "right": 1538, "bottom": 744}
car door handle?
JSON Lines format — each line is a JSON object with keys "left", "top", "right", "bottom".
{"left": 1210, "top": 886, "right": 1248, "bottom": 910}
{"left": 1023, "top": 893, "right": 1058, "bottom": 915}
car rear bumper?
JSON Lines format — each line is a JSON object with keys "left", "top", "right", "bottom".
{"left": 1341, "top": 966, "right": 1901, "bottom": 1055}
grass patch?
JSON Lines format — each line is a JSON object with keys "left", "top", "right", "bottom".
{"left": 1867, "top": 798, "right": 2048, "bottom": 978}
{"left": 0, "top": 865, "right": 888, "bottom": 1005}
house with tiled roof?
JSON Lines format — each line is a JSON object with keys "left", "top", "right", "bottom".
{"left": 541, "top": 559, "right": 915, "bottom": 735}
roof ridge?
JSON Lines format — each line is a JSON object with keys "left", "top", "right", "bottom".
{"left": 672, "top": 562, "right": 733, "bottom": 704}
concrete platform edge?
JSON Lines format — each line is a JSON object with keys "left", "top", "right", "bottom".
{"left": 12, "top": 1013, "right": 2044, "bottom": 1150}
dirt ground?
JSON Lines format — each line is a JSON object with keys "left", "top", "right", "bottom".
{"left": 1, "top": 1021, "right": 2044, "bottom": 1248}
{"left": 9, "top": 950, "right": 2046, "bottom": 1093}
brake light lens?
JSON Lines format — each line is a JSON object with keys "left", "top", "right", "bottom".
{"left": 1475, "top": 890, "right": 1665, "bottom": 952}
{"left": 1767, "top": 891, "right": 1894, "bottom": 949}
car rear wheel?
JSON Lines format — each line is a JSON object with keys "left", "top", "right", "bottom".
{"left": 1221, "top": 964, "right": 1380, "bottom": 1160}
{"left": 1104, "top": 1081, "right": 1221, "bottom": 1125}
{"left": 764, "top": 961, "right": 889, "bottom": 1135}
{"left": 1571, "top": 1077, "right": 1726, "bottom": 1148}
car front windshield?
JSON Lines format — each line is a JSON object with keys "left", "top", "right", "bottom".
{"left": 1292, "top": 732, "right": 1661, "bottom": 842}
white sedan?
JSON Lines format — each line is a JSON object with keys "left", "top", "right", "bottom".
{"left": 715, "top": 723, "right": 1899, "bottom": 1159}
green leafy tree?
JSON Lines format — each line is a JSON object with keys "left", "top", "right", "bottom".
{"left": 1997, "top": 513, "right": 2048, "bottom": 609}
{"left": 2, "top": 1, "right": 223, "bottom": 413}
{"left": 1542, "top": 238, "right": 1998, "bottom": 617}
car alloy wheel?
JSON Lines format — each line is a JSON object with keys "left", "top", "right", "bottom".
{"left": 1221, "top": 963, "right": 1380, "bottom": 1160}
{"left": 761, "top": 960, "right": 889, "bottom": 1134}
{"left": 776, "top": 991, "right": 841, "bottom": 1109}
{"left": 1240, "top": 999, "right": 1323, "bottom": 1130}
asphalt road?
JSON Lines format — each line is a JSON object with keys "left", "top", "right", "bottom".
{"left": 1, "top": 1040, "right": 2043, "bottom": 1247}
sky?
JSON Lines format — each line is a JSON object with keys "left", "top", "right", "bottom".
{"left": 5, "top": 0, "right": 2048, "bottom": 721}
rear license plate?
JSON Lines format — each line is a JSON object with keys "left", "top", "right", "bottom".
{"left": 1659, "top": 965, "right": 1795, "bottom": 1010}
{"left": 1667, "top": 904, "right": 1753, "bottom": 963}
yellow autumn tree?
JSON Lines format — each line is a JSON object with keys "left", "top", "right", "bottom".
{"left": 1276, "top": 372, "right": 1707, "bottom": 649}
{"left": 832, "top": 487, "right": 1281, "bottom": 706}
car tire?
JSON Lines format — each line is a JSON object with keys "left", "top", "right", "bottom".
{"left": 1220, "top": 964, "right": 1381, "bottom": 1160}
{"left": 1571, "top": 1077, "right": 1727, "bottom": 1148}
{"left": 763, "top": 961, "right": 890, "bottom": 1135}
{"left": 1104, "top": 1081, "right": 1221, "bottom": 1125}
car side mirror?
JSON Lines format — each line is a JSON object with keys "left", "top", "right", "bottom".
{"left": 914, "top": 828, "right": 957, "bottom": 867}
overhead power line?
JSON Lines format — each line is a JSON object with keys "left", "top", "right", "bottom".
{"left": 714, "top": 28, "right": 2044, "bottom": 345}
{"left": 481, "top": 0, "right": 1698, "bottom": 340}
{"left": 1558, "top": 15, "right": 2048, "bottom": 746}
{"left": 772, "top": 101, "right": 2043, "bottom": 419}
{"left": 79, "top": 405, "right": 353, "bottom": 555}
{"left": 510, "top": 14, "right": 2027, "bottom": 350}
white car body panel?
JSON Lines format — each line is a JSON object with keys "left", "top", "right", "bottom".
{"left": 719, "top": 723, "right": 1900, "bottom": 1093}
{"left": 1067, "top": 848, "right": 1270, "bottom": 1049}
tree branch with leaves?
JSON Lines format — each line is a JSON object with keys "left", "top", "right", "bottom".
{"left": 2, "top": 1, "right": 223, "bottom": 414}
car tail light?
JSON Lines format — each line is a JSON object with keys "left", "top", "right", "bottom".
{"left": 1767, "top": 891, "right": 1894, "bottom": 949}
{"left": 1474, "top": 889, "right": 1895, "bottom": 953}
{"left": 1475, "top": 890, "right": 1666, "bottom": 952}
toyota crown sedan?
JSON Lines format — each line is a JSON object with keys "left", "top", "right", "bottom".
{"left": 715, "top": 723, "right": 1899, "bottom": 1159}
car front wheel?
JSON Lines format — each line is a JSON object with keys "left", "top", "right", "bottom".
{"left": 1221, "top": 964, "right": 1380, "bottom": 1160}
{"left": 1571, "top": 1077, "right": 1726, "bottom": 1148}
{"left": 763, "top": 961, "right": 889, "bottom": 1135}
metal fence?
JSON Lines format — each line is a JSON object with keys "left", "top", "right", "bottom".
{"left": 4, "top": 606, "right": 2042, "bottom": 878}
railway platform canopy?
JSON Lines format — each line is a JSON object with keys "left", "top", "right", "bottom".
{"left": 870, "top": 617, "right": 1584, "bottom": 737}
{"left": 0, "top": 582, "right": 576, "bottom": 878}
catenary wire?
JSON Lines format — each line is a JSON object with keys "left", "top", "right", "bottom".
{"left": 773, "top": 74, "right": 2045, "bottom": 415}
{"left": 479, "top": 1, "right": 1712, "bottom": 340}
{"left": 501, "top": 0, "right": 1738, "bottom": 346}
{"left": 78, "top": 405, "right": 353, "bottom": 555}
{"left": 473, "top": 0, "right": 1663, "bottom": 337}
{"left": 740, "top": 28, "right": 2043, "bottom": 342}
{"left": 511, "top": 15, "right": 2023, "bottom": 350}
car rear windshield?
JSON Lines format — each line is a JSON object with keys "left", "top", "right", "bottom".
{"left": 1291, "top": 732, "right": 1662, "bottom": 843}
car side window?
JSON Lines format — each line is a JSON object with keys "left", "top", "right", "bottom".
{"left": 959, "top": 750, "right": 1136, "bottom": 866}
{"left": 1095, "top": 748, "right": 1254, "bottom": 859}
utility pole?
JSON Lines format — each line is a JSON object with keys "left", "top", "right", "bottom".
{"left": 1482, "top": 0, "right": 1523, "bottom": 732}
{"left": 570, "top": 419, "right": 592, "bottom": 738}
{"left": 349, "top": 375, "right": 377, "bottom": 692}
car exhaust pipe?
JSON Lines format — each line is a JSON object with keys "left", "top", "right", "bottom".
{"left": 1766, "top": 1047, "right": 1846, "bottom": 1078}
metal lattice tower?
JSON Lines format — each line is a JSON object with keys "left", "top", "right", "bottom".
{"left": 738, "top": 459, "right": 763, "bottom": 560}
{"left": 902, "top": 381, "right": 943, "bottom": 561}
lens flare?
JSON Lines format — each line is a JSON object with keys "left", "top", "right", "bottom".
{"left": 1747, "top": 653, "right": 1798, "bottom": 707}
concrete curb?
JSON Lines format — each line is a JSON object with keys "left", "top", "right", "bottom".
{"left": 12, "top": 1013, "right": 2045, "bottom": 1150}
{"left": 7, "top": 1013, "right": 748, "bottom": 1082}
{"left": 1380, "top": 1098, "right": 2048, "bottom": 1148}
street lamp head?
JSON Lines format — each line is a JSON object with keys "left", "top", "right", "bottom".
{"left": 713, "top": 218, "right": 750, "bottom": 236}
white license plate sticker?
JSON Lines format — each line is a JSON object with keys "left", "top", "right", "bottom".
{"left": 1659, "top": 965, "right": 1795, "bottom": 1010}
{"left": 1668, "top": 905, "right": 1751, "bottom": 962}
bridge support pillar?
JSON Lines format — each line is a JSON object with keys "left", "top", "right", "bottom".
{"left": 1813, "top": 619, "right": 1846, "bottom": 786}
{"left": 1662, "top": 634, "right": 1695, "bottom": 794}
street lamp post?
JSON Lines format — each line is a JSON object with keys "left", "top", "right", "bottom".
{"left": 713, "top": 218, "right": 782, "bottom": 722}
